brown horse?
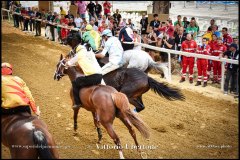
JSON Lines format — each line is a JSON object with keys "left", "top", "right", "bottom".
{"left": 65, "top": 40, "right": 185, "bottom": 113}
{"left": 54, "top": 54, "right": 150, "bottom": 159}
{"left": 1, "top": 109, "right": 59, "bottom": 159}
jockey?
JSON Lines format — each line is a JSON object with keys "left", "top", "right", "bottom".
{"left": 65, "top": 32, "right": 103, "bottom": 109}
{"left": 1, "top": 62, "right": 40, "bottom": 116}
{"left": 118, "top": 26, "right": 134, "bottom": 51}
{"left": 95, "top": 29, "right": 124, "bottom": 75}
{"left": 82, "top": 24, "right": 101, "bottom": 52}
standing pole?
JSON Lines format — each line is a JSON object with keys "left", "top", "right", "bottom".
{"left": 221, "top": 62, "right": 225, "bottom": 91}
{"left": 183, "top": 1, "right": 186, "bottom": 8}
{"left": 168, "top": 52, "right": 172, "bottom": 82}
{"left": 8, "top": 10, "right": 10, "bottom": 22}
{"left": 1, "top": 9, "right": 3, "bottom": 21}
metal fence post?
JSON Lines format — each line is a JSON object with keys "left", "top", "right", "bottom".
{"left": 1, "top": 9, "right": 3, "bottom": 21}
{"left": 168, "top": 52, "right": 172, "bottom": 82}
{"left": 8, "top": 11, "right": 10, "bottom": 22}
{"left": 221, "top": 62, "right": 225, "bottom": 91}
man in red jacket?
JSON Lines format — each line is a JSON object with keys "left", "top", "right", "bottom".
{"left": 207, "top": 34, "right": 218, "bottom": 80}
{"left": 222, "top": 27, "right": 233, "bottom": 50}
{"left": 211, "top": 37, "right": 227, "bottom": 83}
{"left": 180, "top": 33, "right": 197, "bottom": 83}
{"left": 195, "top": 38, "right": 211, "bottom": 87}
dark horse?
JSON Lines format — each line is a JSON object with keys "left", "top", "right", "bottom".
{"left": 1, "top": 108, "right": 59, "bottom": 159}
{"left": 66, "top": 49, "right": 185, "bottom": 113}
{"left": 54, "top": 54, "right": 150, "bottom": 159}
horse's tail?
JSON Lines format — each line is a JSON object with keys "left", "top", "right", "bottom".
{"left": 32, "top": 129, "right": 55, "bottom": 159}
{"left": 148, "top": 76, "right": 185, "bottom": 100}
{"left": 111, "top": 92, "right": 150, "bottom": 139}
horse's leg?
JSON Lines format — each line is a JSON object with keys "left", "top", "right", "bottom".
{"left": 120, "top": 85, "right": 148, "bottom": 113}
{"left": 70, "top": 87, "right": 80, "bottom": 131}
{"left": 102, "top": 123, "right": 124, "bottom": 159}
{"left": 118, "top": 112, "right": 140, "bottom": 151}
{"left": 73, "top": 108, "right": 80, "bottom": 131}
{"left": 128, "top": 97, "right": 145, "bottom": 112}
{"left": 92, "top": 112, "right": 102, "bottom": 143}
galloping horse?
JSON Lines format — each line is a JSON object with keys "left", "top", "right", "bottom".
{"left": 54, "top": 54, "right": 150, "bottom": 159}
{"left": 66, "top": 45, "right": 185, "bottom": 113}
{"left": 1, "top": 109, "right": 59, "bottom": 159}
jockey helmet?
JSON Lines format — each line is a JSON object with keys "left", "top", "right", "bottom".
{"left": 65, "top": 32, "right": 82, "bottom": 45}
{"left": 2, "top": 62, "right": 13, "bottom": 75}
{"left": 86, "top": 24, "right": 93, "bottom": 31}
{"left": 101, "top": 29, "right": 112, "bottom": 37}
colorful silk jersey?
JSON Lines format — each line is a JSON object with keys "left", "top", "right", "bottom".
{"left": 82, "top": 30, "right": 101, "bottom": 51}
{"left": 1, "top": 75, "right": 37, "bottom": 113}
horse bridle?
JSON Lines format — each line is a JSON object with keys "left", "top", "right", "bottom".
{"left": 55, "top": 58, "right": 67, "bottom": 80}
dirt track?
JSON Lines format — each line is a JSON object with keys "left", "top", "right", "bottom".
{"left": 1, "top": 21, "right": 239, "bottom": 159}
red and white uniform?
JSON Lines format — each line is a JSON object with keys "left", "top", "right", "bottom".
{"left": 181, "top": 40, "right": 197, "bottom": 79}
{"left": 207, "top": 40, "right": 218, "bottom": 78}
{"left": 196, "top": 44, "right": 211, "bottom": 82}
{"left": 223, "top": 33, "right": 233, "bottom": 49}
{"left": 211, "top": 43, "right": 227, "bottom": 82}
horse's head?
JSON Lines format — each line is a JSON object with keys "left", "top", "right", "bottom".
{"left": 54, "top": 54, "right": 68, "bottom": 81}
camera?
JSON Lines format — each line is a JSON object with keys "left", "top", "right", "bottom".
{"left": 163, "top": 36, "right": 167, "bottom": 40}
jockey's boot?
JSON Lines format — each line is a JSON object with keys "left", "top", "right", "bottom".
{"left": 189, "top": 78, "right": 193, "bottom": 84}
{"left": 195, "top": 81, "right": 201, "bottom": 86}
{"left": 179, "top": 77, "right": 185, "bottom": 83}
{"left": 72, "top": 81, "right": 82, "bottom": 110}
{"left": 202, "top": 82, "right": 207, "bottom": 87}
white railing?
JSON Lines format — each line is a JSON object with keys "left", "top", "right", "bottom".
{"left": 124, "top": 42, "right": 238, "bottom": 92}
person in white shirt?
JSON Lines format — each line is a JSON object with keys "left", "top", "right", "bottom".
{"left": 95, "top": 29, "right": 124, "bottom": 75}
{"left": 74, "top": 13, "right": 83, "bottom": 29}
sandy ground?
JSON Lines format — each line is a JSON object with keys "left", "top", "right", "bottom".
{"left": 1, "top": 21, "right": 239, "bottom": 159}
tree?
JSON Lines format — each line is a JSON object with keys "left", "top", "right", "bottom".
{"left": 152, "top": 1, "right": 170, "bottom": 14}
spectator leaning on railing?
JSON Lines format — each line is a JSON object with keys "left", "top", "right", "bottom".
{"left": 157, "top": 32, "right": 175, "bottom": 62}
{"left": 35, "top": 8, "right": 42, "bottom": 36}
{"left": 223, "top": 43, "right": 239, "bottom": 95}
{"left": 28, "top": 7, "right": 35, "bottom": 31}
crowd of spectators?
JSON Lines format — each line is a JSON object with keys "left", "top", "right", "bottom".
{"left": 8, "top": 1, "right": 239, "bottom": 96}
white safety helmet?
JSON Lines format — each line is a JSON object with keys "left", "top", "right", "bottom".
{"left": 101, "top": 29, "right": 113, "bottom": 37}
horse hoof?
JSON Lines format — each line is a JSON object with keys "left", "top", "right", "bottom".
{"left": 97, "top": 140, "right": 102, "bottom": 144}
{"left": 140, "top": 151, "right": 148, "bottom": 159}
